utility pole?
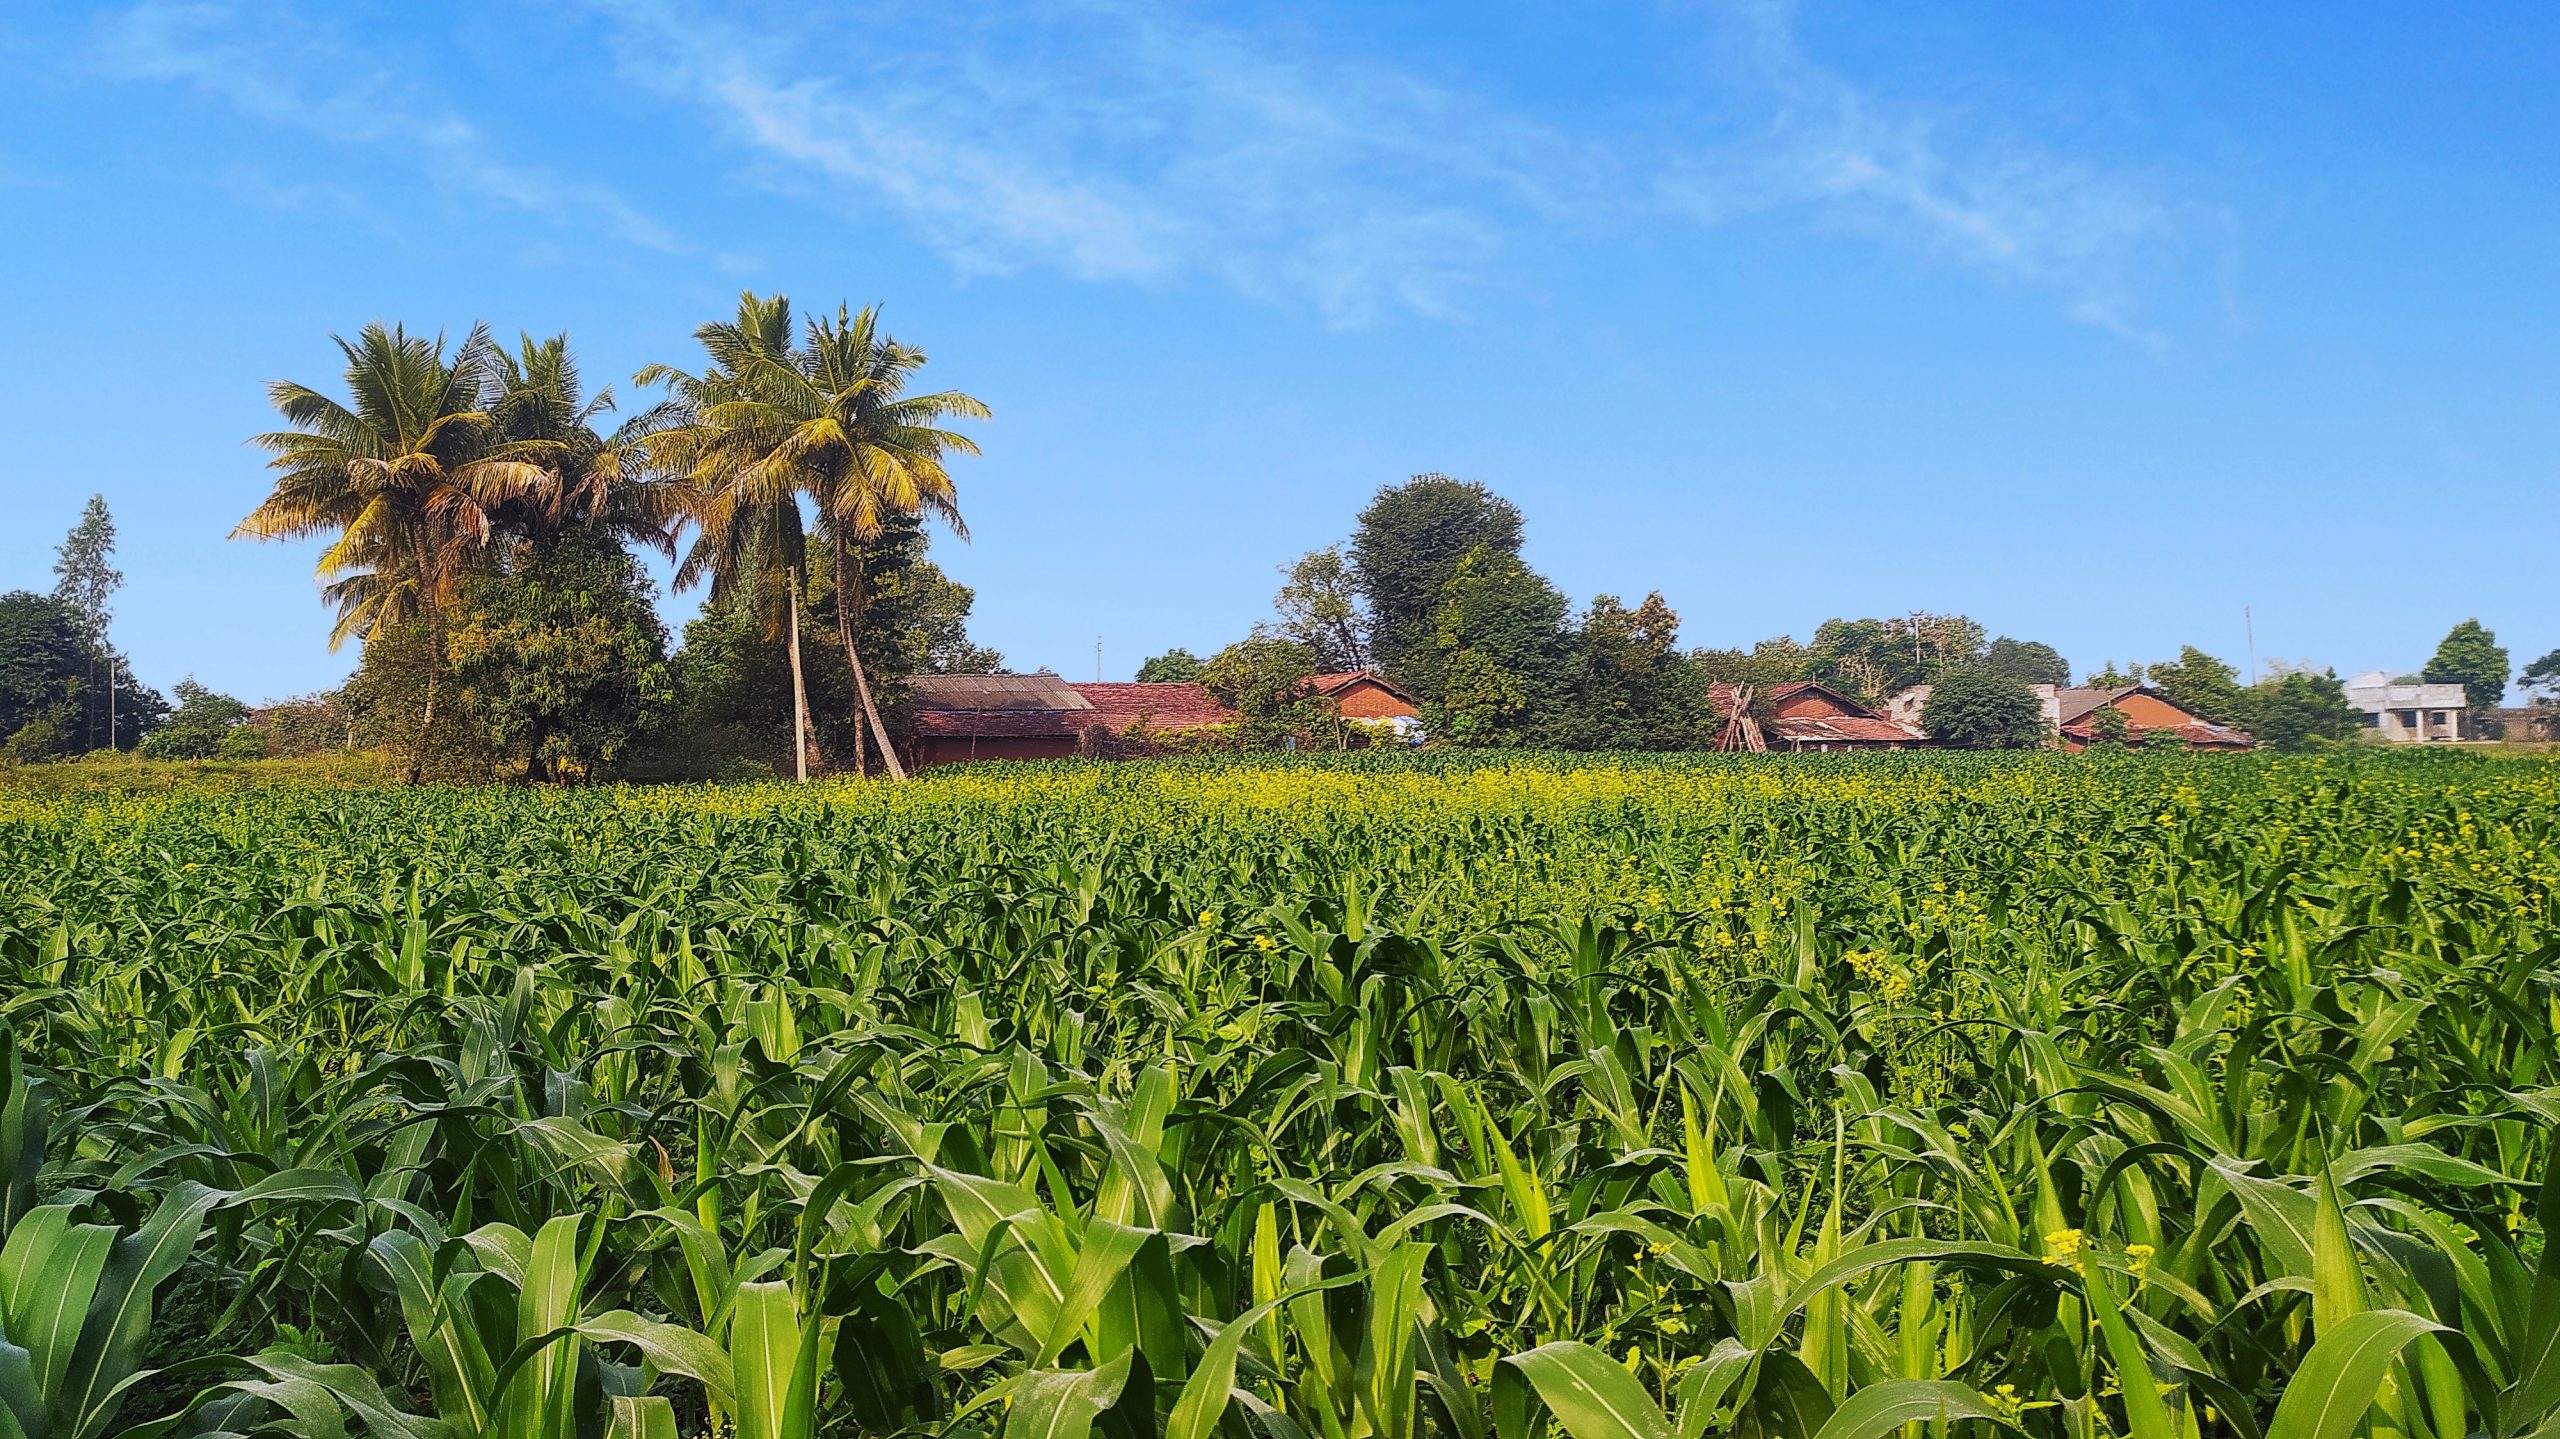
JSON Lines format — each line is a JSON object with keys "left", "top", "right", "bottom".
{"left": 1095, "top": 636, "right": 1103, "bottom": 683}
{"left": 2244, "top": 606, "right": 2258, "bottom": 686}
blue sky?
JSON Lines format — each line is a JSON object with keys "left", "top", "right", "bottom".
{"left": 3, "top": 0, "right": 2554, "bottom": 701}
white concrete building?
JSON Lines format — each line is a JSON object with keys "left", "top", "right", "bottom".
{"left": 2343, "top": 671, "right": 2471, "bottom": 742}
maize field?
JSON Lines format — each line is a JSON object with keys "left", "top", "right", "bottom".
{"left": 0, "top": 751, "right": 2555, "bottom": 1439}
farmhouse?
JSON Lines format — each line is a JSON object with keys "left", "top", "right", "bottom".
{"left": 2343, "top": 671, "right": 2473, "bottom": 742}
{"left": 1310, "top": 670, "right": 1424, "bottom": 736}
{"left": 905, "top": 675, "right": 1238, "bottom": 767}
{"left": 2053, "top": 686, "right": 2255, "bottom": 750}
{"left": 1711, "top": 680, "right": 1933, "bottom": 751}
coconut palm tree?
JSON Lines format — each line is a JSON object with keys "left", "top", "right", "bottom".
{"left": 489, "top": 332, "right": 677, "bottom": 561}
{"left": 762, "top": 304, "right": 984, "bottom": 779}
{"left": 640, "top": 296, "right": 986, "bottom": 780}
{"left": 237, "top": 322, "right": 551, "bottom": 782}
{"left": 636, "top": 295, "right": 822, "bottom": 779}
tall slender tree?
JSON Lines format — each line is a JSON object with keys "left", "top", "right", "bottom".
{"left": 637, "top": 295, "right": 822, "bottom": 779}
{"left": 641, "top": 297, "right": 984, "bottom": 779}
{"left": 236, "top": 323, "right": 551, "bottom": 782}
{"left": 51, "top": 496, "right": 123, "bottom": 751}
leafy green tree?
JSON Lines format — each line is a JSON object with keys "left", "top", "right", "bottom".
{"left": 2083, "top": 705, "right": 2132, "bottom": 748}
{"left": 1201, "top": 636, "right": 1329, "bottom": 748}
{"left": 1136, "top": 649, "right": 1205, "bottom": 683}
{"left": 2085, "top": 660, "right": 2145, "bottom": 687}
{"left": 0, "top": 592, "right": 88, "bottom": 754}
{"left": 1421, "top": 545, "right": 1569, "bottom": 747}
{"left": 1980, "top": 636, "right": 2069, "bottom": 686}
{"left": 1553, "top": 593, "right": 1719, "bottom": 750}
{"left": 0, "top": 590, "right": 161, "bottom": 757}
{"left": 2145, "top": 646, "right": 2246, "bottom": 724}
{"left": 2242, "top": 668, "right": 2360, "bottom": 752}
{"left": 1920, "top": 668, "right": 2047, "bottom": 749}
{"left": 2522, "top": 647, "right": 2560, "bottom": 703}
{"left": 2423, "top": 619, "right": 2510, "bottom": 717}
{"left": 139, "top": 680, "right": 252, "bottom": 759}
{"left": 1801, "top": 615, "right": 1980, "bottom": 702}
{"left": 50, "top": 496, "right": 145, "bottom": 752}
{"left": 1350, "top": 476, "right": 1524, "bottom": 700}
{"left": 1273, "top": 546, "right": 1370, "bottom": 671}
{"left": 443, "top": 530, "right": 673, "bottom": 782}
{"left": 1691, "top": 636, "right": 1810, "bottom": 695}
{"left": 50, "top": 495, "right": 120, "bottom": 643}
{"left": 238, "top": 322, "right": 552, "bottom": 782}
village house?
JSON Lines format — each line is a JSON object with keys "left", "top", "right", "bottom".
{"left": 1711, "top": 680, "right": 1933, "bottom": 751}
{"left": 1309, "top": 671, "right": 1425, "bottom": 738}
{"left": 904, "top": 669, "right": 1422, "bottom": 767}
{"left": 2343, "top": 671, "right": 2473, "bottom": 742}
{"left": 1886, "top": 683, "right": 2255, "bottom": 750}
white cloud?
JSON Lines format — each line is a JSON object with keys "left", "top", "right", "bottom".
{"left": 1655, "top": 0, "right": 2201, "bottom": 343}
{"left": 581, "top": 0, "right": 1595, "bottom": 326}
{"left": 86, "top": 0, "right": 2211, "bottom": 338}
{"left": 89, "top": 1, "right": 689, "bottom": 255}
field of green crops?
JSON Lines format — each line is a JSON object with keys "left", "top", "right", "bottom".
{"left": 1, "top": 751, "right": 2556, "bottom": 1439}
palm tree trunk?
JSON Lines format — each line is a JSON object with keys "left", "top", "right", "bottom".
{"left": 787, "top": 566, "right": 811, "bottom": 782}
{"left": 834, "top": 530, "right": 908, "bottom": 780}
{"left": 405, "top": 543, "right": 442, "bottom": 785}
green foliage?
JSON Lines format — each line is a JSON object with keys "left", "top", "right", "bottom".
{"left": 445, "top": 532, "right": 674, "bottom": 782}
{"left": 2424, "top": 618, "right": 2510, "bottom": 716}
{"left": 49, "top": 495, "right": 121, "bottom": 644}
{"left": 2084, "top": 705, "right": 2132, "bottom": 747}
{"left": 0, "top": 750, "right": 2554, "bottom": 1439}
{"left": 1272, "top": 546, "right": 1371, "bottom": 672}
{"left": 1979, "top": 636, "right": 2070, "bottom": 686}
{"left": 2523, "top": 648, "right": 2560, "bottom": 703}
{"left": 139, "top": 679, "right": 253, "bottom": 760}
{"left": 1201, "top": 635, "right": 1330, "bottom": 747}
{"left": 1802, "top": 614, "right": 1982, "bottom": 703}
{"left": 2145, "top": 646, "right": 2247, "bottom": 724}
{"left": 1350, "top": 476, "right": 1525, "bottom": 700}
{"left": 1135, "top": 649, "right": 1205, "bottom": 683}
{"left": 2085, "top": 660, "right": 2144, "bottom": 687}
{"left": 1421, "top": 546, "right": 1568, "bottom": 747}
{"left": 0, "top": 590, "right": 162, "bottom": 756}
{"left": 2242, "top": 668, "right": 2361, "bottom": 751}
{"left": 1550, "top": 594, "right": 1719, "bottom": 750}
{"left": 1691, "top": 636, "right": 1809, "bottom": 695}
{"left": 1917, "top": 667, "right": 2047, "bottom": 748}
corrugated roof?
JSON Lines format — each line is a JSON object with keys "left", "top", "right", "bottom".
{"left": 2053, "top": 686, "right": 2142, "bottom": 723}
{"left": 907, "top": 674, "right": 1092, "bottom": 711}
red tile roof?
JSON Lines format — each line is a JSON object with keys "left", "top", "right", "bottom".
{"left": 1308, "top": 670, "right": 1419, "bottom": 703}
{"left": 911, "top": 708, "right": 1085, "bottom": 738}
{"left": 1768, "top": 715, "right": 1932, "bottom": 746}
{"left": 1067, "top": 683, "right": 1236, "bottom": 731}
{"left": 2060, "top": 718, "right": 2255, "bottom": 750}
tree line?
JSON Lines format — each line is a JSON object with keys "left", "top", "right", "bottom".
{"left": 1137, "top": 475, "right": 2552, "bottom": 754}
{"left": 5, "top": 358, "right": 2554, "bottom": 773}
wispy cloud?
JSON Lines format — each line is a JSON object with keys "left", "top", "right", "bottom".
{"left": 89, "top": 1, "right": 689, "bottom": 254}
{"left": 85, "top": 0, "right": 2210, "bottom": 338}
{"left": 1656, "top": 0, "right": 2202, "bottom": 344}
{"left": 584, "top": 0, "right": 2204, "bottom": 337}
{"left": 582, "top": 0, "right": 1596, "bottom": 326}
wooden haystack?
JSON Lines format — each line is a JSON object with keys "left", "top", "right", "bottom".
{"left": 1718, "top": 684, "right": 1767, "bottom": 753}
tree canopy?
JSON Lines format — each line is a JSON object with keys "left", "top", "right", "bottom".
{"left": 1920, "top": 669, "right": 2047, "bottom": 749}
{"left": 2424, "top": 619, "right": 2510, "bottom": 715}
